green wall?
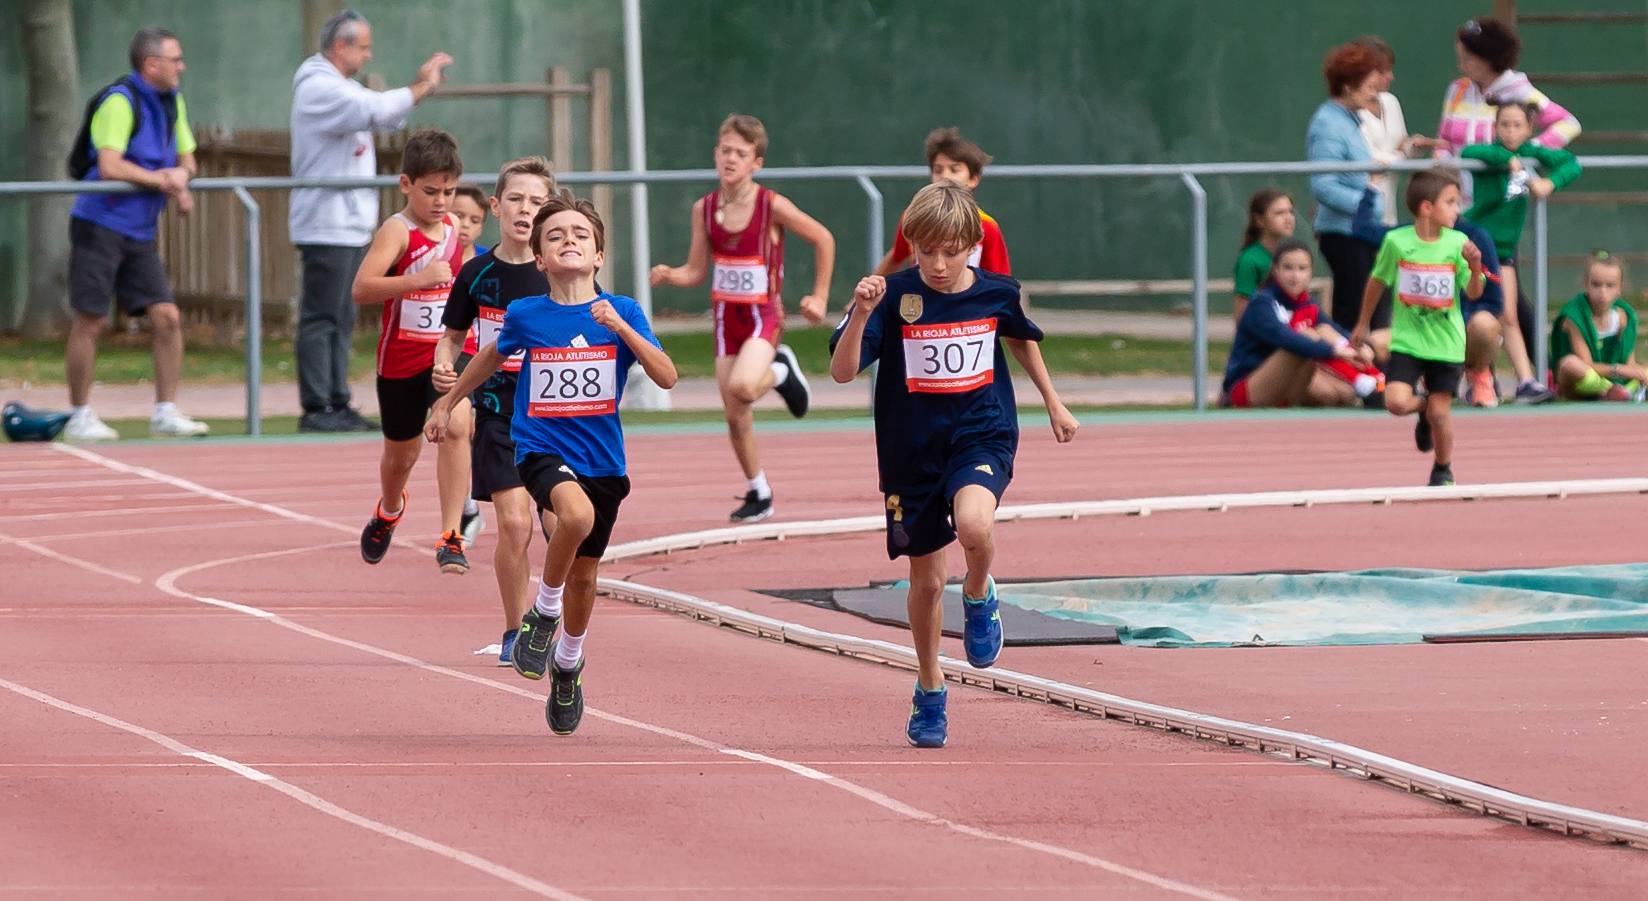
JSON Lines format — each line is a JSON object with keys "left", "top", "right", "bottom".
{"left": 2, "top": 0, "right": 1642, "bottom": 326}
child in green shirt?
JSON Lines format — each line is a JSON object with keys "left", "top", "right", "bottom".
{"left": 1353, "top": 168, "right": 1486, "bottom": 487}
{"left": 1232, "top": 188, "right": 1295, "bottom": 323}
{"left": 1460, "top": 102, "right": 1581, "bottom": 405}
{"left": 1551, "top": 252, "right": 1645, "bottom": 402}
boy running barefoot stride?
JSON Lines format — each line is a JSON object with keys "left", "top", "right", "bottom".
{"left": 429, "top": 191, "right": 677, "bottom": 735}
{"left": 829, "top": 182, "right": 1078, "bottom": 748}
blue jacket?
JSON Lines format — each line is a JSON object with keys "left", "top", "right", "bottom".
{"left": 70, "top": 72, "right": 180, "bottom": 242}
{"left": 1306, "top": 98, "right": 1379, "bottom": 237}
{"left": 1222, "top": 282, "right": 1348, "bottom": 393}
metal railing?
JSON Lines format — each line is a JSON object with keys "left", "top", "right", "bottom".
{"left": 5, "top": 154, "right": 1640, "bottom": 430}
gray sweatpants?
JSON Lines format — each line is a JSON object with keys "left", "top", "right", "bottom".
{"left": 295, "top": 243, "right": 367, "bottom": 413}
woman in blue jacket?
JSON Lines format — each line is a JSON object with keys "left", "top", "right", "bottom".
{"left": 1309, "top": 41, "right": 1386, "bottom": 334}
{"left": 1223, "top": 240, "right": 1379, "bottom": 408}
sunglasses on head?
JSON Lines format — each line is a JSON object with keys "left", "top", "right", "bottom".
{"left": 1461, "top": 19, "right": 1482, "bottom": 36}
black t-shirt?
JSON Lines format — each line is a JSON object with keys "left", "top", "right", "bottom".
{"left": 443, "top": 250, "right": 550, "bottom": 420}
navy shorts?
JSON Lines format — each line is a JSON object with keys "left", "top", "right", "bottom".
{"left": 883, "top": 446, "right": 1013, "bottom": 560}
{"left": 517, "top": 452, "right": 630, "bottom": 559}
{"left": 68, "top": 217, "right": 173, "bottom": 317}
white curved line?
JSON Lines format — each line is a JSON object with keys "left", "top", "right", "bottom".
{"left": 0, "top": 676, "right": 585, "bottom": 901}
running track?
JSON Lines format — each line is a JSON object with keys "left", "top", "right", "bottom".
{"left": 3, "top": 408, "right": 1646, "bottom": 898}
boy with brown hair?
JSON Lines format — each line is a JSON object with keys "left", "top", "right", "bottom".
{"left": 428, "top": 191, "right": 678, "bottom": 735}
{"left": 651, "top": 113, "right": 836, "bottom": 523}
{"left": 875, "top": 127, "right": 1011, "bottom": 276}
{"left": 451, "top": 183, "right": 489, "bottom": 261}
{"left": 351, "top": 128, "right": 476, "bottom": 574}
{"left": 434, "top": 156, "right": 556, "bottom": 664}
{"left": 1352, "top": 167, "right": 1486, "bottom": 487}
{"left": 830, "top": 181, "right": 1078, "bottom": 748}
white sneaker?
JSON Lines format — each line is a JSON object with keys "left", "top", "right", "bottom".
{"left": 150, "top": 409, "right": 210, "bottom": 438}
{"left": 64, "top": 409, "right": 120, "bottom": 442}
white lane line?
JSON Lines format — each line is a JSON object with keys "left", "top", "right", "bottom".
{"left": 153, "top": 543, "right": 1231, "bottom": 900}
{"left": 0, "top": 675, "right": 587, "bottom": 901}
{"left": 2, "top": 478, "right": 157, "bottom": 491}
{"left": 26, "top": 518, "right": 292, "bottom": 543}
{"left": 0, "top": 529, "right": 142, "bottom": 584}
{"left": 0, "top": 759, "right": 1285, "bottom": 771}
{"left": 0, "top": 502, "right": 235, "bottom": 523}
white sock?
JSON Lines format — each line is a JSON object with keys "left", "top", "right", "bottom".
{"left": 770, "top": 360, "right": 789, "bottom": 384}
{"left": 153, "top": 401, "right": 177, "bottom": 418}
{"left": 70, "top": 405, "right": 90, "bottom": 419}
{"left": 1352, "top": 373, "right": 1378, "bottom": 397}
{"left": 378, "top": 495, "right": 403, "bottom": 518}
{"left": 748, "top": 471, "right": 772, "bottom": 500}
{"left": 554, "top": 629, "right": 585, "bottom": 670}
{"left": 535, "top": 581, "right": 564, "bottom": 618}
{"left": 463, "top": 498, "right": 480, "bottom": 517}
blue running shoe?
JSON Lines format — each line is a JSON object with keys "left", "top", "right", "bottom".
{"left": 497, "top": 629, "right": 517, "bottom": 667}
{"left": 906, "top": 685, "right": 948, "bottom": 748}
{"left": 962, "top": 576, "right": 1003, "bottom": 669}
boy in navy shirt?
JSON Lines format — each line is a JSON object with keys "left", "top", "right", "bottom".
{"left": 428, "top": 191, "right": 678, "bottom": 735}
{"left": 829, "top": 182, "right": 1078, "bottom": 748}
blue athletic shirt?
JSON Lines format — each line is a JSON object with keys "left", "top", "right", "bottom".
{"left": 829, "top": 267, "right": 1043, "bottom": 493}
{"left": 495, "top": 292, "right": 660, "bottom": 476}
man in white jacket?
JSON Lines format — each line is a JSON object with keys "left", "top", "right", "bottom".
{"left": 289, "top": 9, "right": 451, "bottom": 432}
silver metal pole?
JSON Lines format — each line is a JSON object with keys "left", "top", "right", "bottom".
{"left": 857, "top": 174, "right": 883, "bottom": 273}
{"left": 1181, "top": 173, "right": 1208, "bottom": 411}
{"left": 1532, "top": 195, "right": 1550, "bottom": 382}
{"left": 235, "top": 187, "right": 262, "bottom": 436}
{"left": 621, "top": 0, "right": 667, "bottom": 410}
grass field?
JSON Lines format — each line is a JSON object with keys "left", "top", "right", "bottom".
{"left": 0, "top": 327, "right": 1230, "bottom": 386}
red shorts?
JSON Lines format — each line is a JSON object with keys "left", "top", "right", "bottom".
{"left": 714, "top": 299, "right": 782, "bottom": 358}
{"left": 1222, "top": 378, "right": 1293, "bottom": 409}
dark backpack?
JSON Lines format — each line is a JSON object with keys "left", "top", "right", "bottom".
{"left": 65, "top": 76, "right": 177, "bottom": 180}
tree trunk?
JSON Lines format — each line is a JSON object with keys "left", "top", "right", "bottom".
{"left": 19, "top": 0, "right": 78, "bottom": 339}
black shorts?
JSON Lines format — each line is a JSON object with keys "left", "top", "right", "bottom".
{"left": 472, "top": 414, "right": 524, "bottom": 499}
{"left": 517, "top": 452, "right": 631, "bottom": 559}
{"left": 884, "top": 445, "right": 1013, "bottom": 560}
{"left": 1386, "top": 352, "right": 1464, "bottom": 396}
{"left": 376, "top": 369, "right": 440, "bottom": 441}
{"left": 68, "top": 217, "right": 173, "bottom": 317}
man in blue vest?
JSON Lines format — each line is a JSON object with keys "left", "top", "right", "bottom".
{"left": 65, "top": 26, "right": 209, "bottom": 441}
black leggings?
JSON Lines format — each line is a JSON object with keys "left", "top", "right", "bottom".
{"left": 1318, "top": 232, "right": 1385, "bottom": 332}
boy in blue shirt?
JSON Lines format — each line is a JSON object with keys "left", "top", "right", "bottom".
{"left": 428, "top": 191, "right": 678, "bottom": 735}
{"left": 829, "top": 182, "right": 1079, "bottom": 748}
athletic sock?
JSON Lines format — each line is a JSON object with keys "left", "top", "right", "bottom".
{"left": 463, "top": 498, "right": 480, "bottom": 517}
{"left": 70, "top": 405, "right": 90, "bottom": 419}
{"left": 377, "top": 496, "right": 404, "bottom": 520}
{"left": 153, "top": 401, "right": 177, "bottom": 418}
{"left": 535, "top": 581, "right": 564, "bottom": 619}
{"left": 1573, "top": 370, "right": 1609, "bottom": 398}
{"left": 554, "top": 629, "right": 585, "bottom": 670}
{"left": 748, "top": 471, "right": 772, "bottom": 501}
{"left": 770, "top": 360, "right": 790, "bottom": 385}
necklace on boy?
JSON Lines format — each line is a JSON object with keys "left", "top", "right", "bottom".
{"left": 714, "top": 184, "right": 754, "bottom": 225}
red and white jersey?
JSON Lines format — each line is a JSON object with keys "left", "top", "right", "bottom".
{"left": 703, "top": 186, "right": 784, "bottom": 309}
{"left": 890, "top": 209, "right": 1011, "bottom": 274}
{"left": 376, "top": 212, "right": 468, "bottom": 378}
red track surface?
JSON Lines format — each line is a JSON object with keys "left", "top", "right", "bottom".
{"left": 4, "top": 409, "right": 1647, "bottom": 898}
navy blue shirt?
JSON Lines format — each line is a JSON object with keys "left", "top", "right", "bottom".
{"left": 495, "top": 293, "right": 660, "bottom": 475}
{"left": 1221, "top": 283, "right": 1348, "bottom": 393}
{"left": 444, "top": 250, "right": 550, "bottom": 420}
{"left": 831, "top": 267, "right": 1042, "bottom": 493}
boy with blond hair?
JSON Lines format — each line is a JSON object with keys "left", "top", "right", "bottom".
{"left": 435, "top": 157, "right": 556, "bottom": 664}
{"left": 830, "top": 181, "right": 1078, "bottom": 748}
{"left": 651, "top": 114, "right": 836, "bottom": 523}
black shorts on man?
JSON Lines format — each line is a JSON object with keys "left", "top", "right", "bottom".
{"left": 68, "top": 217, "right": 173, "bottom": 317}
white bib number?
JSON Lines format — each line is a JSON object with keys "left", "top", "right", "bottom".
{"left": 711, "top": 255, "right": 769, "bottom": 304}
{"left": 528, "top": 346, "right": 618, "bottom": 417}
{"left": 397, "top": 289, "right": 447, "bottom": 342}
{"left": 901, "top": 318, "right": 997, "bottom": 394}
{"left": 1396, "top": 261, "right": 1457, "bottom": 310}
{"left": 478, "top": 307, "right": 525, "bottom": 372}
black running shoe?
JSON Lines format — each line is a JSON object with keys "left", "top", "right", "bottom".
{"left": 336, "top": 406, "right": 379, "bottom": 431}
{"left": 1414, "top": 406, "right": 1433, "bottom": 453}
{"left": 545, "top": 648, "right": 586, "bottom": 735}
{"left": 299, "top": 408, "right": 347, "bottom": 433}
{"left": 511, "top": 607, "right": 559, "bottom": 680}
{"left": 360, "top": 494, "right": 405, "bottom": 564}
{"left": 772, "top": 344, "right": 811, "bottom": 418}
{"left": 435, "top": 530, "right": 469, "bottom": 575}
{"left": 730, "top": 490, "right": 774, "bottom": 524}
{"left": 1428, "top": 464, "right": 1455, "bottom": 487}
